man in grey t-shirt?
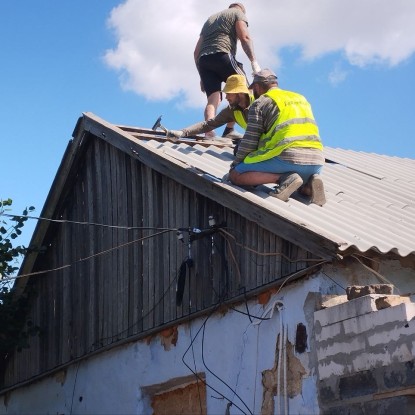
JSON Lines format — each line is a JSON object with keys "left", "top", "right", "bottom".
{"left": 194, "top": 3, "right": 260, "bottom": 139}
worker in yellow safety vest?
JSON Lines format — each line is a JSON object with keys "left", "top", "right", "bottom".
{"left": 226, "top": 68, "right": 326, "bottom": 206}
{"left": 169, "top": 74, "right": 254, "bottom": 151}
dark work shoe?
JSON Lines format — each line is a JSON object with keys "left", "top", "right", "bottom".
{"left": 299, "top": 174, "right": 326, "bottom": 206}
{"left": 269, "top": 173, "right": 303, "bottom": 202}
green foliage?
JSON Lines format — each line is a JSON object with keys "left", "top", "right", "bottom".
{"left": 0, "top": 198, "right": 39, "bottom": 363}
{"left": 0, "top": 198, "right": 35, "bottom": 278}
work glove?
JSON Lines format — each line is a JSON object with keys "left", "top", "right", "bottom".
{"left": 251, "top": 60, "right": 261, "bottom": 74}
{"left": 168, "top": 130, "right": 185, "bottom": 139}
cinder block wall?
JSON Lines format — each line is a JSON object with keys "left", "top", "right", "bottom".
{"left": 314, "top": 294, "right": 415, "bottom": 414}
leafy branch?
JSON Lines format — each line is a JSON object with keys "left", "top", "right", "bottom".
{"left": 0, "top": 198, "right": 40, "bottom": 371}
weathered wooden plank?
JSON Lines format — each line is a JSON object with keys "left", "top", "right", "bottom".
{"left": 161, "top": 175, "right": 170, "bottom": 324}
{"left": 168, "top": 180, "right": 181, "bottom": 322}
{"left": 61, "top": 208, "right": 71, "bottom": 362}
{"left": 116, "top": 151, "right": 129, "bottom": 340}
{"left": 152, "top": 172, "right": 163, "bottom": 327}
{"left": 85, "top": 143, "right": 96, "bottom": 352}
{"left": 129, "top": 157, "right": 143, "bottom": 336}
{"left": 93, "top": 139, "right": 106, "bottom": 349}
{"left": 141, "top": 165, "right": 153, "bottom": 330}
{"left": 102, "top": 141, "right": 113, "bottom": 347}
{"left": 73, "top": 177, "right": 83, "bottom": 358}
{"left": 109, "top": 145, "right": 120, "bottom": 343}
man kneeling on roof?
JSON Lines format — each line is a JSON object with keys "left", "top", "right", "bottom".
{"left": 169, "top": 74, "right": 253, "bottom": 151}
{"left": 224, "top": 68, "right": 326, "bottom": 206}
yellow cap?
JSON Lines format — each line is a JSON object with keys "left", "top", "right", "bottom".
{"left": 223, "top": 74, "right": 250, "bottom": 94}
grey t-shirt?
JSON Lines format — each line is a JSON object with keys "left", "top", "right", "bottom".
{"left": 198, "top": 8, "right": 248, "bottom": 59}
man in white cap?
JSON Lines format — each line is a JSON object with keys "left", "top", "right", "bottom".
{"left": 169, "top": 74, "right": 254, "bottom": 152}
{"left": 226, "top": 68, "right": 326, "bottom": 205}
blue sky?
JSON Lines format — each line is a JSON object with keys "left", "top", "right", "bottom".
{"left": 2, "top": 0, "right": 415, "bottom": 248}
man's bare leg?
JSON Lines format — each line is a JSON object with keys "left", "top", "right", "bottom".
{"left": 229, "top": 170, "right": 280, "bottom": 186}
{"left": 204, "top": 91, "right": 221, "bottom": 138}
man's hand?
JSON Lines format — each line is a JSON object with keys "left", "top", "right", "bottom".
{"left": 168, "top": 130, "right": 185, "bottom": 139}
{"left": 251, "top": 60, "right": 261, "bottom": 74}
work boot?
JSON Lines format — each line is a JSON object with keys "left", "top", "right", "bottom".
{"left": 269, "top": 173, "right": 303, "bottom": 202}
{"left": 299, "top": 174, "right": 326, "bottom": 206}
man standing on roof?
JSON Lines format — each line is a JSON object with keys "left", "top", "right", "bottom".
{"left": 226, "top": 69, "right": 326, "bottom": 206}
{"left": 194, "top": 3, "right": 260, "bottom": 139}
{"left": 169, "top": 74, "right": 254, "bottom": 153}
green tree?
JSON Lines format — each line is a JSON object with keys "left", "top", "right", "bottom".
{"left": 0, "top": 198, "right": 39, "bottom": 370}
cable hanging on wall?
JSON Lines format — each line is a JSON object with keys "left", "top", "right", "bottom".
{"left": 175, "top": 216, "right": 226, "bottom": 307}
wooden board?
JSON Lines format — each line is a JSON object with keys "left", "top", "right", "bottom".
{"left": 117, "top": 126, "right": 234, "bottom": 148}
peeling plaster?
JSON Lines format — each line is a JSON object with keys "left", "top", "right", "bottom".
{"left": 159, "top": 326, "right": 178, "bottom": 351}
{"left": 261, "top": 335, "right": 307, "bottom": 415}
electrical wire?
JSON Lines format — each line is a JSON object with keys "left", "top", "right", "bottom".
{"left": 69, "top": 361, "right": 81, "bottom": 415}
{"left": 1, "top": 212, "right": 177, "bottom": 232}
{"left": 351, "top": 254, "right": 400, "bottom": 293}
{"left": 94, "top": 265, "right": 179, "bottom": 347}
{"left": 1, "top": 229, "right": 174, "bottom": 283}
{"left": 188, "top": 311, "right": 204, "bottom": 415}
{"left": 321, "top": 271, "right": 346, "bottom": 291}
{"left": 200, "top": 310, "right": 253, "bottom": 415}
{"left": 219, "top": 228, "right": 325, "bottom": 263}
{"left": 182, "top": 304, "right": 252, "bottom": 415}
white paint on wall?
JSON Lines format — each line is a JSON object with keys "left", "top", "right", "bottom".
{"left": 1, "top": 274, "right": 339, "bottom": 415}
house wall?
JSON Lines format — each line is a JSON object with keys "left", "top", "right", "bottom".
{"left": 1, "top": 258, "right": 414, "bottom": 415}
{"left": 1, "top": 135, "right": 315, "bottom": 390}
{"left": 0, "top": 271, "right": 339, "bottom": 415}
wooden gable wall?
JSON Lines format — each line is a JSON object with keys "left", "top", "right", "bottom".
{"left": 2, "top": 133, "right": 317, "bottom": 390}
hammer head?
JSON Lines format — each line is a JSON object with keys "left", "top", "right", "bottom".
{"left": 152, "top": 115, "right": 163, "bottom": 131}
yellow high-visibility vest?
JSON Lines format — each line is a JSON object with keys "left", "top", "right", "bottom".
{"left": 233, "top": 95, "right": 254, "bottom": 130}
{"left": 244, "top": 89, "right": 323, "bottom": 164}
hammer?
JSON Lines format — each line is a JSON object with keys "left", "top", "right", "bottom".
{"left": 151, "top": 115, "right": 168, "bottom": 134}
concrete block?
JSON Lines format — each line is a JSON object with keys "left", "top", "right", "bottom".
{"left": 390, "top": 342, "right": 413, "bottom": 363}
{"left": 367, "top": 320, "right": 415, "bottom": 347}
{"left": 339, "top": 371, "right": 377, "bottom": 399}
{"left": 343, "top": 303, "right": 415, "bottom": 337}
{"left": 318, "top": 360, "right": 350, "bottom": 380}
{"left": 320, "top": 295, "right": 348, "bottom": 309}
{"left": 316, "top": 336, "right": 366, "bottom": 361}
{"left": 315, "top": 295, "right": 385, "bottom": 327}
{"left": 352, "top": 351, "right": 391, "bottom": 372}
{"left": 316, "top": 320, "right": 343, "bottom": 343}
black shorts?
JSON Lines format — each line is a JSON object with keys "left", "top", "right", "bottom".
{"left": 198, "top": 52, "right": 246, "bottom": 98}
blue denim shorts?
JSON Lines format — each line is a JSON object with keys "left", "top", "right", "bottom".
{"left": 234, "top": 157, "right": 323, "bottom": 182}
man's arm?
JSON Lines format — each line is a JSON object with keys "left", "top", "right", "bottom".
{"left": 184, "top": 107, "right": 236, "bottom": 136}
{"left": 235, "top": 21, "right": 260, "bottom": 73}
{"left": 232, "top": 101, "right": 263, "bottom": 166}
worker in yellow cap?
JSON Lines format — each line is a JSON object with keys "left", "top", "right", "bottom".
{"left": 226, "top": 68, "right": 326, "bottom": 205}
{"left": 169, "top": 74, "right": 254, "bottom": 149}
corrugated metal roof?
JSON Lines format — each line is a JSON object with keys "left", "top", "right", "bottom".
{"left": 119, "top": 128, "right": 414, "bottom": 258}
